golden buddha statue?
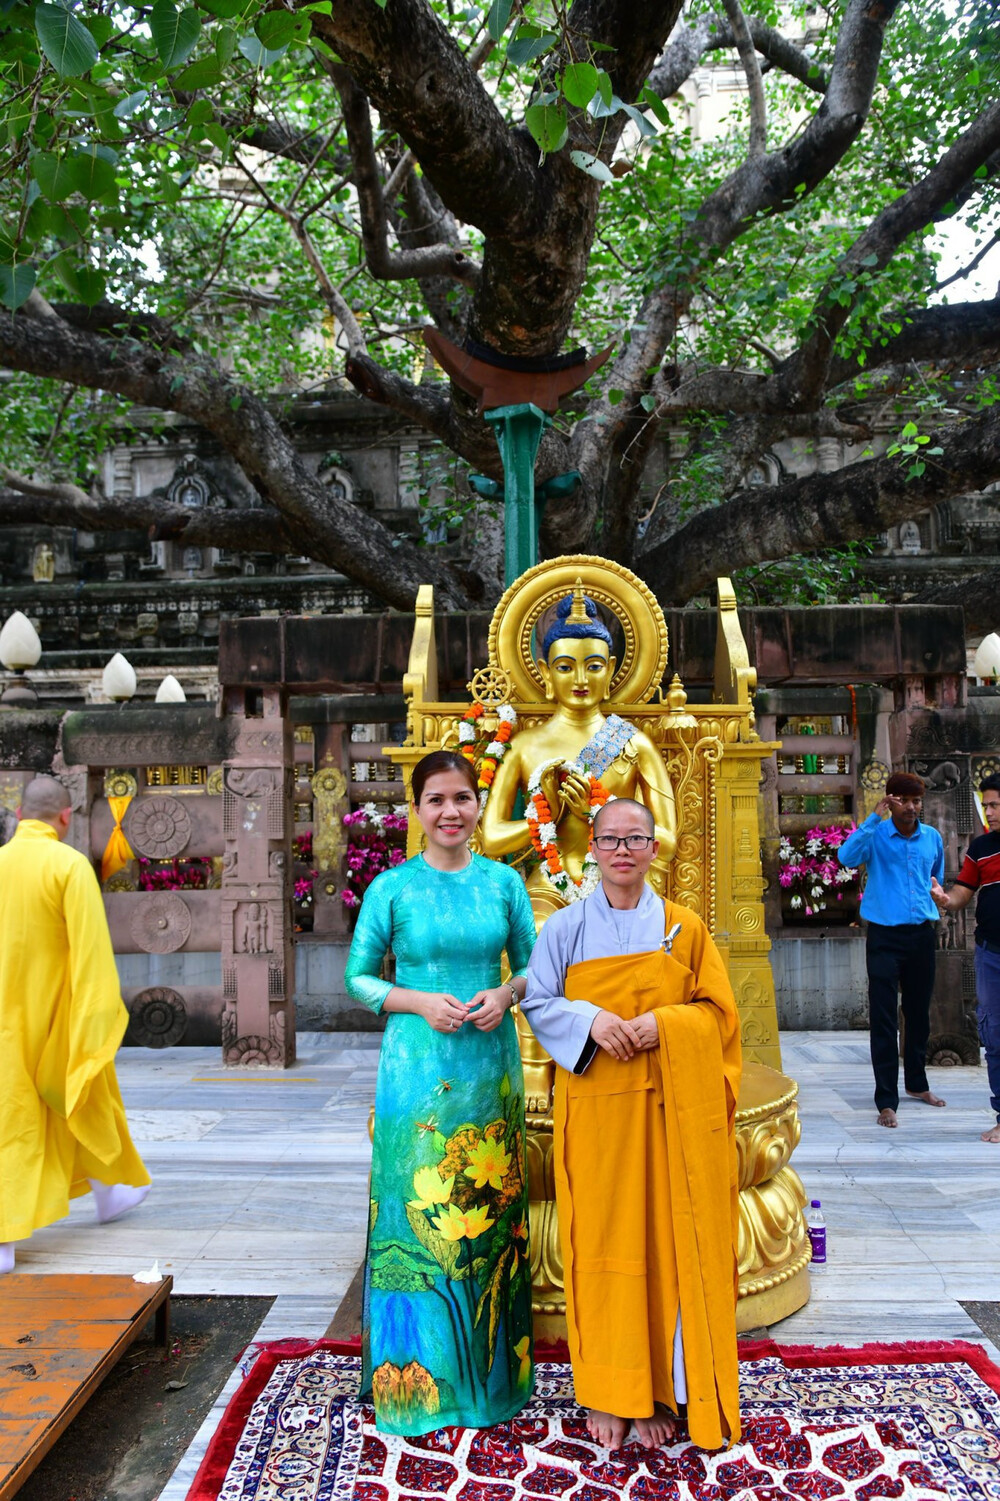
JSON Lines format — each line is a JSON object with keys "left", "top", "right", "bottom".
{"left": 480, "top": 582, "right": 677, "bottom": 926}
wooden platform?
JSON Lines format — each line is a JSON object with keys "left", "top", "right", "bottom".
{"left": 0, "top": 1273, "right": 172, "bottom": 1501}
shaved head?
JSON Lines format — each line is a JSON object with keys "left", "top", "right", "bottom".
{"left": 20, "top": 776, "right": 72, "bottom": 821}
{"left": 592, "top": 797, "right": 654, "bottom": 836}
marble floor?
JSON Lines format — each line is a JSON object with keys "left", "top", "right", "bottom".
{"left": 9, "top": 1030, "right": 1000, "bottom": 1496}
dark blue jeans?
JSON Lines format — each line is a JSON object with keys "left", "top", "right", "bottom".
{"left": 975, "top": 942, "right": 1000, "bottom": 1121}
{"left": 865, "top": 921, "right": 936, "bottom": 1112}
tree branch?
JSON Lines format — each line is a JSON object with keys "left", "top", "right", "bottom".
{"left": 720, "top": 0, "right": 767, "bottom": 157}
{"left": 0, "top": 309, "right": 475, "bottom": 610}
{"left": 0, "top": 472, "right": 293, "bottom": 552}
{"left": 642, "top": 404, "right": 1000, "bottom": 604}
{"left": 328, "top": 60, "right": 480, "bottom": 288}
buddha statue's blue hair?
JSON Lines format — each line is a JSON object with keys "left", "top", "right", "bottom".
{"left": 540, "top": 592, "right": 614, "bottom": 661}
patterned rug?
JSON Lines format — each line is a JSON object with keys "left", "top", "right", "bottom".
{"left": 186, "top": 1340, "right": 1000, "bottom": 1501}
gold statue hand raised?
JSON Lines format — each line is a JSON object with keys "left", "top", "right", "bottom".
{"left": 559, "top": 769, "right": 592, "bottom": 821}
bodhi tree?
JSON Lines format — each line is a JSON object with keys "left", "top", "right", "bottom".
{"left": 0, "top": 0, "right": 998, "bottom": 616}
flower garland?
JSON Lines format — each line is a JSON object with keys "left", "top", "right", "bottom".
{"left": 459, "top": 702, "right": 518, "bottom": 809}
{"left": 526, "top": 758, "right": 613, "bottom": 903}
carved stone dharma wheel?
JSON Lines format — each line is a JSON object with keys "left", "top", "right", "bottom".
{"left": 387, "top": 557, "right": 811, "bottom": 1333}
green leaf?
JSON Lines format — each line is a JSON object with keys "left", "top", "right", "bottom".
{"left": 215, "top": 24, "right": 237, "bottom": 65}
{"left": 487, "top": 0, "right": 512, "bottom": 42}
{"left": 173, "top": 56, "right": 224, "bottom": 88}
{"left": 196, "top": 0, "right": 246, "bottom": 15}
{"left": 54, "top": 255, "right": 106, "bottom": 305}
{"left": 255, "top": 9, "right": 301, "bottom": 48}
{"left": 83, "top": 13, "right": 115, "bottom": 46}
{"left": 524, "top": 102, "right": 567, "bottom": 157}
{"left": 150, "top": 1, "right": 202, "bottom": 69}
{"left": 0, "top": 262, "right": 36, "bottom": 311}
{"left": 113, "top": 89, "right": 148, "bottom": 119}
{"left": 561, "top": 62, "right": 598, "bottom": 108}
{"left": 638, "top": 85, "right": 670, "bottom": 125}
{"left": 33, "top": 148, "right": 117, "bottom": 202}
{"left": 35, "top": 3, "right": 99, "bottom": 77}
{"left": 506, "top": 24, "right": 557, "bottom": 65}
{"left": 432, "top": 1129, "right": 447, "bottom": 1155}
{"left": 621, "top": 102, "right": 657, "bottom": 138}
{"left": 499, "top": 1072, "right": 510, "bottom": 1100}
{"left": 203, "top": 121, "right": 229, "bottom": 153}
{"left": 608, "top": 387, "right": 623, "bottom": 405}
{"left": 640, "top": 392, "right": 657, "bottom": 413}
{"left": 237, "top": 34, "right": 287, "bottom": 67}
{"left": 569, "top": 149, "right": 613, "bottom": 182}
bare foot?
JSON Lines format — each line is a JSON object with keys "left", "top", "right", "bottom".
{"left": 635, "top": 1405, "right": 678, "bottom": 1448}
{"left": 586, "top": 1410, "right": 629, "bottom": 1449}
{"left": 906, "top": 1090, "right": 946, "bottom": 1107}
{"left": 981, "top": 1123, "right": 1000, "bottom": 1143}
{"left": 877, "top": 1108, "right": 898, "bottom": 1128}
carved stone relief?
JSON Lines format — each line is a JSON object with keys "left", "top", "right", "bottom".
{"left": 130, "top": 892, "right": 192, "bottom": 953}
{"left": 124, "top": 794, "right": 192, "bottom": 858}
{"left": 126, "top": 986, "right": 187, "bottom": 1047}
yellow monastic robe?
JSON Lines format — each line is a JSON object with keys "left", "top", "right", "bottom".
{"left": 553, "top": 899, "right": 742, "bottom": 1449}
{"left": 0, "top": 820, "right": 149, "bottom": 1243}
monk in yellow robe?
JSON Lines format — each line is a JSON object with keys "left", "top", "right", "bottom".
{"left": 522, "top": 797, "right": 741, "bottom": 1451}
{"left": 0, "top": 777, "right": 150, "bottom": 1274}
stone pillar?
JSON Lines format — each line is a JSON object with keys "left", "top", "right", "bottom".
{"left": 220, "top": 687, "right": 295, "bottom": 1066}
{"left": 716, "top": 744, "right": 782, "bottom": 1070}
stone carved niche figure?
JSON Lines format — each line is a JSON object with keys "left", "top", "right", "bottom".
{"left": 238, "top": 902, "right": 271, "bottom": 955}
{"left": 32, "top": 543, "right": 55, "bottom": 582}
{"left": 480, "top": 583, "right": 677, "bottom": 928}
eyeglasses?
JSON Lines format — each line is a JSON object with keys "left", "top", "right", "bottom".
{"left": 593, "top": 834, "right": 655, "bottom": 852}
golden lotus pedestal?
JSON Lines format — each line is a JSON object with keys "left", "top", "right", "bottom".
{"left": 527, "top": 1060, "right": 810, "bottom": 1341}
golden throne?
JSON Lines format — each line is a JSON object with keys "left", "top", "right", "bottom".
{"left": 386, "top": 556, "right": 811, "bottom": 1333}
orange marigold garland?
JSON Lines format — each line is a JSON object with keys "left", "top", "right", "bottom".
{"left": 459, "top": 702, "right": 517, "bottom": 810}
{"left": 526, "top": 758, "right": 614, "bottom": 902}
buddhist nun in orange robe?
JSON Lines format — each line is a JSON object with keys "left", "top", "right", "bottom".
{"left": 0, "top": 779, "right": 150, "bottom": 1272}
{"left": 522, "top": 869, "right": 741, "bottom": 1450}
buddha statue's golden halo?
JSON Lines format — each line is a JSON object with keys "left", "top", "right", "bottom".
{"left": 487, "top": 555, "right": 669, "bottom": 706}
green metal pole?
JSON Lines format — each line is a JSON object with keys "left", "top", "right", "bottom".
{"left": 484, "top": 402, "right": 551, "bottom": 586}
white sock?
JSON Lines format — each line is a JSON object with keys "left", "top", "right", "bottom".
{"left": 0, "top": 1242, "right": 15, "bottom": 1275}
{"left": 89, "top": 1181, "right": 150, "bottom": 1225}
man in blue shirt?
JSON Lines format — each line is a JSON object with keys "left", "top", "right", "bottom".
{"left": 839, "top": 772, "right": 946, "bottom": 1128}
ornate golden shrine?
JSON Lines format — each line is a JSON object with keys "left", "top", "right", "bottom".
{"left": 386, "top": 556, "right": 810, "bottom": 1333}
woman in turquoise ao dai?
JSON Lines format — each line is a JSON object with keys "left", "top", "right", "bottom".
{"left": 345, "top": 750, "right": 537, "bottom": 1436}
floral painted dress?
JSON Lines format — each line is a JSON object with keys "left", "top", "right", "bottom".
{"left": 345, "top": 852, "right": 537, "bottom": 1436}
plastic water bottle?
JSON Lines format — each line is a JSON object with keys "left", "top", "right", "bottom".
{"left": 807, "top": 1200, "right": 827, "bottom": 1264}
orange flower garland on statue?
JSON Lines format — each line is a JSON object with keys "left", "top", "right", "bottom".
{"left": 526, "top": 758, "right": 613, "bottom": 902}
{"left": 459, "top": 702, "right": 517, "bottom": 810}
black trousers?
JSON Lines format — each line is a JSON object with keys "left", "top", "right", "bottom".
{"left": 865, "top": 920, "right": 936, "bottom": 1111}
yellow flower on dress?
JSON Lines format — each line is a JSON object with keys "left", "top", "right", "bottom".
{"left": 431, "top": 1202, "right": 495, "bottom": 1241}
{"left": 460, "top": 1204, "right": 495, "bottom": 1240}
{"left": 409, "top": 1165, "right": 454, "bottom": 1211}
{"left": 432, "top": 1202, "right": 471, "bottom": 1241}
{"left": 465, "top": 1136, "right": 512, "bottom": 1192}
{"left": 514, "top": 1335, "right": 532, "bottom": 1389}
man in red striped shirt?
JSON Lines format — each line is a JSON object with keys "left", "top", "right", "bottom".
{"left": 932, "top": 774, "right": 1000, "bottom": 1143}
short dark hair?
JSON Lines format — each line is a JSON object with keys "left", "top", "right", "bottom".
{"left": 885, "top": 771, "right": 925, "bottom": 798}
{"left": 592, "top": 797, "right": 654, "bottom": 836}
{"left": 411, "top": 750, "right": 478, "bottom": 805}
{"left": 980, "top": 773, "right": 1000, "bottom": 796}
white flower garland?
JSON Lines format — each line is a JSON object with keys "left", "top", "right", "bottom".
{"left": 525, "top": 758, "right": 615, "bottom": 903}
